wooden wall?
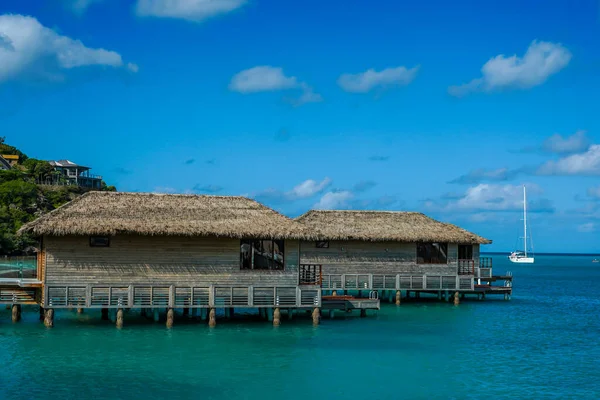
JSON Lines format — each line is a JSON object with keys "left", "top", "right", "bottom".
{"left": 300, "top": 240, "right": 475, "bottom": 276}
{"left": 44, "top": 235, "right": 300, "bottom": 287}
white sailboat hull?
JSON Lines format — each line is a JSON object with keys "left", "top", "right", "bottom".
{"left": 509, "top": 256, "right": 534, "bottom": 264}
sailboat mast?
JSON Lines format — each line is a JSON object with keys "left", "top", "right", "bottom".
{"left": 523, "top": 185, "right": 527, "bottom": 257}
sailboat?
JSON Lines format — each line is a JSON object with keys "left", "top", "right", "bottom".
{"left": 509, "top": 185, "right": 535, "bottom": 264}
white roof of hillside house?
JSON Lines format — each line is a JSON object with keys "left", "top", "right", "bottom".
{"left": 49, "top": 160, "right": 91, "bottom": 170}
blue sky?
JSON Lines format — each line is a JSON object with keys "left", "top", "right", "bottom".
{"left": 1, "top": 0, "right": 600, "bottom": 252}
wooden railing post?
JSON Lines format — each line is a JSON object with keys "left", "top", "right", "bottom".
{"left": 209, "top": 285, "right": 215, "bottom": 307}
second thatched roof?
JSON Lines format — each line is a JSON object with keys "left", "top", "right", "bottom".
{"left": 296, "top": 210, "right": 491, "bottom": 244}
{"left": 18, "top": 192, "right": 316, "bottom": 239}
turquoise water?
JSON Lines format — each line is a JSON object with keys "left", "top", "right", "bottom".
{"left": 1, "top": 255, "right": 599, "bottom": 399}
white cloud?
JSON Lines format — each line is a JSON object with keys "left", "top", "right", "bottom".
{"left": 229, "top": 66, "right": 322, "bottom": 105}
{"left": 425, "top": 183, "right": 553, "bottom": 213}
{"left": 68, "top": 0, "right": 103, "bottom": 14}
{"left": 449, "top": 167, "right": 518, "bottom": 184}
{"left": 289, "top": 178, "right": 332, "bottom": 199}
{"left": 229, "top": 66, "right": 299, "bottom": 93}
{"left": 449, "top": 40, "right": 571, "bottom": 96}
{"left": 136, "top": 0, "right": 246, "bottom": 22}
{"left": 588, "top": 186, "right": 600, "bottom": 200}
{"left": 127, "top": 62, "right": 140, "bottom": 73}
{"left": 542, "top": 130, "right": 590, "bottom": 154}
{"left": 0, "top": 14, "right": 130, "bottom": 83}
{"left": 314, "top": 191, "right": 354, "bottom": 210}
{"left": 337, "top": 66, "right": 419, "bottom": 93}
{"left": 537, "top": 145, "right": 600, "bottom": 176}
{"left": 255, "top": 177, "right": 332, "bottom": 203}
{"left": 577, "top": 222, "right": 596, "bottom": 233}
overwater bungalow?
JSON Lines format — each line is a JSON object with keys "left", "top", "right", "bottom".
{"left": 13, "top": 192, "right": 324, "bottom": 327}
{"left": 295, "top": 210, "right": 504, "bottom": 303}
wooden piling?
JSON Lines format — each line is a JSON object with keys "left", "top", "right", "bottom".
{"left": 101, "top": 308, "right": 109, "bottom": 321}
{"left": 360, "top": 309, "right": 367, "bottom": 318}
{"left": 166, "top": 308, "right": 174, "bottom": 328}
{"left": 332, "top": 290, "right": 337, "bottom": 296}
{"left": 153, "top": 309, "right": 160, "bottom": 322}
{"left": 453, "top": 291, "right": 460, "bottom": 306}
{"left": 395, "top": 290, "right": 401, "bottom": 306}
{"left": 287, "top": 308, "right": 293, "bottom": 320}
{"left": 273, "top": 307, "right": 281, "bottom": 326}
{"left": 77, "top": 308, "right": 84, "bottom": 314}
{"left": 208, "top": 308, "right": 216, "bottom": 327}
{"left": 116, "top": 308, "right": 124, "bottom": 328}
{"left": 183, "top": 308, "right": 189, "bottom": 316}
{"left": 11, "top": 304, "right": 21, "bottom": 322}
{"left": 39, "top": 306, "right": 45, "bottom": 321}
{"left": 44, "top": 309, "right": 54, "bottom": 328}
{"left": 312, "top": 307, "right": 320, "bottom": 326}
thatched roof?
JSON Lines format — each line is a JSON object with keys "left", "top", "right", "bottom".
{"left": 295, "top": 210, "right": 491, "bottom": 244}
{"left": 18, "top": 192, "right": 316, "bottom": 239}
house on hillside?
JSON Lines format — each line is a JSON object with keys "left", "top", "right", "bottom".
{"left": 17, "top": 192, "right": 322, "bottom": 326}
{"left": 0, "top": 155, "right": 12, "bottom": 170}
{"left": 49, "top": 160, "right": 103, "bottom": 189}
{"left": 1, "top": 154, "right": 18, "bottom": 168}
{"left": 295, "top": 210, "right": 492, "bottom": 297}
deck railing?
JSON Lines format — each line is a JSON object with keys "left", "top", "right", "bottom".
{"left": 458, "top": 259, "right": 475, "bottom": 275}
{"left": 43, "top": 284, "right": 321, "bottom": 309}
{"left": 299, "top": 264, "right": 322, "bottom": 285}
{"left": 480, "top": 257, "right": 493, "bottom": 268}
{"left": 0, "top": 256, "right": 37, "bottom": 281}
{"left": 321, "top": 273, "right": 474, "bottom": 291}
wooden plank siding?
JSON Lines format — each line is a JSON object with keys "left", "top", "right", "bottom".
{"left": 44, "top": 235, "right": 301, "bottom": 287}
{"left": 300, "top": 240, "right": 481, "bottom": 276}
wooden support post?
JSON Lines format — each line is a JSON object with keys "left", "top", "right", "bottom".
{"left": 444, "top": 290, "right": 449, "bottom": 302}
{"left": 77, "top": 308, "right": 84, "bottom": 314}
{"left": 360, "top": 309, "right": 367, "bottom": 318}
{"left": 267, "top": 308, "right": 273, "bottom": 322}
{"left": 416, "top": 292, "right": 420, "bottom": 299}
{"left": 39, "top": 306, "right": 45, "bottom": 321}
{"left": 208, "top": 308, "right": 216, "bottom": 327}
{"left": 140, "top": 308, "right": 147, "bottom": 318}
{"left": 312, "top": 307, "right": 320, "bottom": 326}
{"left": 183, "top": 308, "right": 189, "bottom": 317}
{"left": 438, "top": 291, "right": 442, "bottom": 301}
{"left": 332, "top": 290, "right": 337, "bottom": 297}
{"left": 201, "top": 308, "right": 207, "bottom": 321}
{"left": 44, "top": 309, "right": 54, "bottom": 328}
{"left": 153, "top": 309, "right": 160, "bottom": 322}
{"left": 454, "top": 291, "right": 460, "bottom": 306}
{"left": 287, "top": 308, "right": 293, "bottom": 320}
{"left": 395, "top": 290, "right": 401, "bottom": 306}
{"left": 116, "top": 308, "right": 124, "bottom": 328}
{"left": 101, "top": 308, "right": 109, "bottom": 321}
{"left": 273, "top": 307, "right": 281, "bottom": 326}
{"left": 166, "top": 308, "right": 174, "bottom": 328}
{"left": 11, "top": 304, "right": 21, "bottom": 322}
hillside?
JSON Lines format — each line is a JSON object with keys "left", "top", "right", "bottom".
{"left": 0, "top": 137, "right": 115, "bottom": 255}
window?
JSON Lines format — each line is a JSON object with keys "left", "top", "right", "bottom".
{"left": 458, "top": 245, "right": 473, "bottom": 260}
{"left": 315, "top": 241, "right": 329, "bottom": 248}
{"left": 240, "top": 239, "right": 284, "bottom": 270}
{"left": 416, "top": 242, "right": 448, "bottom": 264}
{"left": 90, "top": 236, "right": 110, "bottom": 247}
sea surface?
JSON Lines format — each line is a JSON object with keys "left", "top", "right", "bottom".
{"left": 1, "top": 254, "right": 599, "bottom": 400}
